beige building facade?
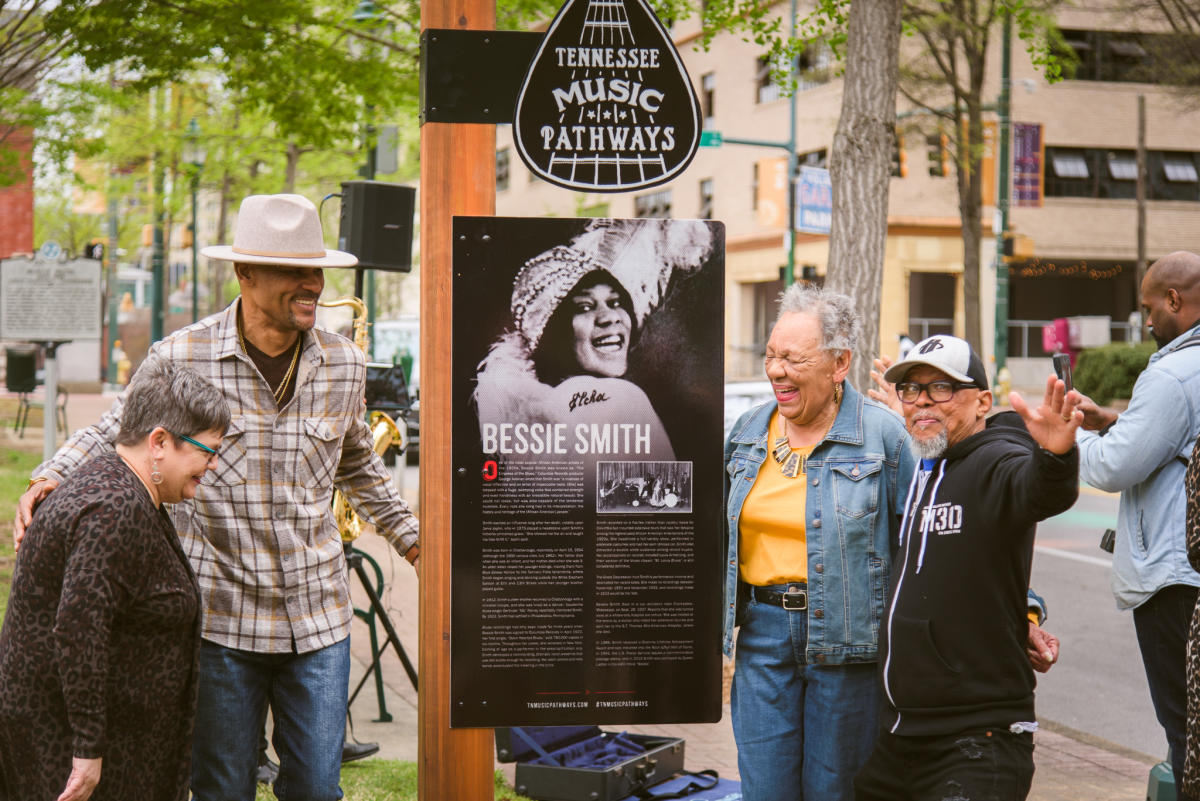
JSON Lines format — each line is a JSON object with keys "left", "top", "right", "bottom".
{"left": 494, "top": 3, "right": 1200, "bottom": 384}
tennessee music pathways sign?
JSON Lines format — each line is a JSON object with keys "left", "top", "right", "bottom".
{"left": 513, "top": 0, "right": 702, "bottom": 193}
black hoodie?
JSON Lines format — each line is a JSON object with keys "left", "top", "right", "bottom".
{"left": 879, "top": 411, "right": 1078, "bottom": 736}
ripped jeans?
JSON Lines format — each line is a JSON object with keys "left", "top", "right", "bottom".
{"left": 853, "top": 728, "right": 1034, "bottom": 801}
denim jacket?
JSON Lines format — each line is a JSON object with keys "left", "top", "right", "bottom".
{"left": 723, "top": 382, "right": 915, "bottom": 662}
{"left": 1077, "top": 322, "right": 1200, "bottom": 610}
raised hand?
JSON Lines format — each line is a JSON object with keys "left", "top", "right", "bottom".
{"left": 867, "top": 355, "right": 902, "bottom": 415}
{"left": 1009, "top": 375, "right": 1081, "bottom": 455}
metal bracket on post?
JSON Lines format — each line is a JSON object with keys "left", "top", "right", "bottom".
{"left": 419, "top": 29, "right": 541, "bottom": 125}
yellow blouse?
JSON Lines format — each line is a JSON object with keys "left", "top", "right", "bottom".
{"left": 738, "top": 411, "right": 812, "bottom": 585}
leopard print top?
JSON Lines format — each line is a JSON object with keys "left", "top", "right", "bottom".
{"left": 0, "top": 453, "right": 199, "bottom": 801}
{"left": 1182, "top": 434, "right": 1200, "bottom": 797}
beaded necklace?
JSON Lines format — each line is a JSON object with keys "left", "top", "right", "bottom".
{"left": 771, "top": 398, "right": 839, "bottom": 479}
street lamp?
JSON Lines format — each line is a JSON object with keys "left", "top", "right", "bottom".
{"left": 184, "top": 117, "right": 206, "bottom": 323}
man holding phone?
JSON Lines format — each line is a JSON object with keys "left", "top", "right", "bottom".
{"left": 1074, "top": 250, "right": 1200, "bottom": 800}
{"left": 1052, "top": 353, "right": 1073, "bottom": 393}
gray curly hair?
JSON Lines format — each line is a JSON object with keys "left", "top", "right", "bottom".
{"left": 116, "top": 358, "right": 230, "bottom": 446}
{"left": 775, "top": 284, "right": 860, "bottom": 353}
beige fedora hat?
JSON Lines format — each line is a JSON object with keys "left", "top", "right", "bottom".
{"left": 200, "top": 194, "right": 358, "bottom": 268}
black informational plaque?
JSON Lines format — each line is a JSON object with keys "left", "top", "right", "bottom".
{"left": 450, "top": 216, "right": 724, "bottom": 727}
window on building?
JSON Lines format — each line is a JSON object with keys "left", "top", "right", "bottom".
{"left": 1045, "top": 146, "right": 1200, "bottom": 201}
{"left": 1057, "top": 28, "right": 1170, "bottom": 83}
{"left": 1045, "top": 148, "right": 1097, "bottom": 199}
{"left": 496, "top": 148, "right": 510, "bottom": 191}
{"left": 799, "top": 148, "right": 828, "bottom": 169}
{"left": 699, "top": 178, "right": 714, "bottom": 219}
{"left": 701, "top": 72, "right": 716, "bottom": 129}
{"left": 1107, "top": 151, "right": 1137, "bottom": 181}
{"left": 796, "top": 43, "right": 832, "bottom": 91}
{"left": 634, "top": 189, "right": 672, "bottom": 218}
{"left": 1050, "top": 149, "right": 1089, "bottom": 179}
{"left": 756, "top": 56, "right": 783, "bottom": 104}
{"left": 1164, "top": 154, "right": 1199, "bottom": 183}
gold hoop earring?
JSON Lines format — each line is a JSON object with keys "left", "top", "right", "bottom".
{"left": 833, "top": 382, "right": 843, "bottom": 406}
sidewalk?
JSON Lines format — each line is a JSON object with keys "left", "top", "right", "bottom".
{"left": 346, "top": 530, "right": 1159, "bottom": 801}
{"left": 38, "top": 393, "right": 1165, "bottom": 800}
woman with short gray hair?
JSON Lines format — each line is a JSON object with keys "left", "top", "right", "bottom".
{"left": 723, "top": 285, "right": 914, "bottom": 801}
{"left": 0, "top": 361, "right": 228, "bottom": 801}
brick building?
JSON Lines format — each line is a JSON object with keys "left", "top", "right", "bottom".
{"left": 0, "top": 127, "right": 34, "bottom": 259}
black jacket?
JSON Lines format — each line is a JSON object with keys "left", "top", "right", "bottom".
{"left": 880, "top": 411, "right": 1078, "bottom": 736}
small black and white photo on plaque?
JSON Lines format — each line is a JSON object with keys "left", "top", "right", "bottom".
{"left": 597, "top": 460, "right": 693, "bottom": 514}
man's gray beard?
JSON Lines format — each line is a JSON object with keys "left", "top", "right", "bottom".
{"left": 910, "top": 430, "right": 949, "bottom": 460}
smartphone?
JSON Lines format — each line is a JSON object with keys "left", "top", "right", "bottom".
{"left": 1052, "top": 353, "right": 1073, "bottom": 392}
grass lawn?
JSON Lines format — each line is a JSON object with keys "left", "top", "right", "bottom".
{"left": 0, "top": 441, "right": 534, "bottom": 801}
{"left": 256, "top": 762, "right": 535, "bottom": 801}
{"left": 0, "top": 443, "right": 43, "bottom": 621}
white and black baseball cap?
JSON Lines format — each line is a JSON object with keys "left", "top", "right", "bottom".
{"left": 884, "top": 334, "right": 990, "bottom": 390}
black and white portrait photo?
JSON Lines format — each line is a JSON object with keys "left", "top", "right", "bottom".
{"left": 466, "top": 217, "right": 722, "bottom": 464}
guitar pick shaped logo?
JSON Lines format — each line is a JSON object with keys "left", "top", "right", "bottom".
{"left": 513, "top": 0, "right": 702, "bottom": 193}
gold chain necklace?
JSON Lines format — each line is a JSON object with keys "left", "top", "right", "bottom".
{"left": 238, "top": 320, "right": 301, "bottom": 405}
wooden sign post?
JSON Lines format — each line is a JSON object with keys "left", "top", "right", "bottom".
{"left": 418, "top": 0, "right": 497, "bottom": 797}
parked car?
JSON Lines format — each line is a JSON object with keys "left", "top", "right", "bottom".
{"left": 371, "top": 316, "right": 420, "bottom": 463}
{"left": 723, "top": 380, "right": 775, "bottom": 438}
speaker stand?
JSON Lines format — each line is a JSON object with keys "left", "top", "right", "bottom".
{"left": 346, "top": 543, "right": 418, "bottom": 723}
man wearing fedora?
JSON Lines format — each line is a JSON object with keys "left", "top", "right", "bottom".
{"left": 14, "top": 193, "right": 419, "bottom": 800}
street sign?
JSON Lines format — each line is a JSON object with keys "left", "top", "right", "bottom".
{"left": 37, "top": 241, "right": 62, "bottom": 261}
{"left": 0, "top": 257, "right": 102, "bottom": 341}
{"left": 796, "top": 166, "right": 832, "bottom": 235}
{"left": 512, "top": 0, "right": 702, "bottom": 193}
{"left": 699, "top": 130, "right": 722, "bottom": 147}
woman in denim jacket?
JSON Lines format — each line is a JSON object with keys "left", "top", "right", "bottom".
{"left": 723, "top": 285, "right": 914, "bottom": 801}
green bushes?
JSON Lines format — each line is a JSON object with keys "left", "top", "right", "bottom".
{"left": 1073, "top": 341, "right": 1157, "bottom": 405}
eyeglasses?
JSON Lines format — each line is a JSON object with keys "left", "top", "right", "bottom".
{"left": 173, "top": 432, "right": 219, "bottom": 458}
{"left": 895, "top": 380, "right": 977, "bottom": 404}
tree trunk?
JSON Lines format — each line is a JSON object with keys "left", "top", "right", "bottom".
{"left": 825, "top": 0, "right": 903, "bottom": 392}
{"left": 284, "top": 141, "right": 300, "bottom": 193}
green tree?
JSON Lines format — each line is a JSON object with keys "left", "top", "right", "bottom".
{"left": 898, "top": 0, "right": 1063, "bottom": 354}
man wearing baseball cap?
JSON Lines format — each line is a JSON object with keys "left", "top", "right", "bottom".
{"left": 14, "top": 194, "right": 419, "bottom": 799}
{"left": 854, "top": 335, "right": 1080, "bottom": 801}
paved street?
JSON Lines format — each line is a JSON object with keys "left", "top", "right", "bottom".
{"left": 1033, "top": 484, "right": 1168, "bottom": 759}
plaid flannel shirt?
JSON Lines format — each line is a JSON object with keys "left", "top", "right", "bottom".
{"left": 34, "top": 300, "right": 420, "bottom": 654}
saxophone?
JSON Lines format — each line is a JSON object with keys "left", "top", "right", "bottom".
{"left": 319, "top": 296, "right": 405, "bottom": 542}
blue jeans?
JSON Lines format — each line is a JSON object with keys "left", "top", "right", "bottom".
{"left": 732, "top": 586, "right": 881, "bottom": 801}
{"left": 1134, "top": 584, "right": 1200, "bottom": 801}
{"left": 191, "top": 638, "right": 351, "bottom": 801}
{"left": 853, "top": 728, "right": 1034, "bottom": 801}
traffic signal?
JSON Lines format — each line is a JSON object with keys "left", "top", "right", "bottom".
{"left": 890, "top": 128, "right": 907, "bottom": 178}
{"left": 927, "top": 132, "right": 950, "bottom": 177}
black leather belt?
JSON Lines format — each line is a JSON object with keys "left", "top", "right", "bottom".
{"left": 751, "top": 584, "right": 808, "bottom": 611}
